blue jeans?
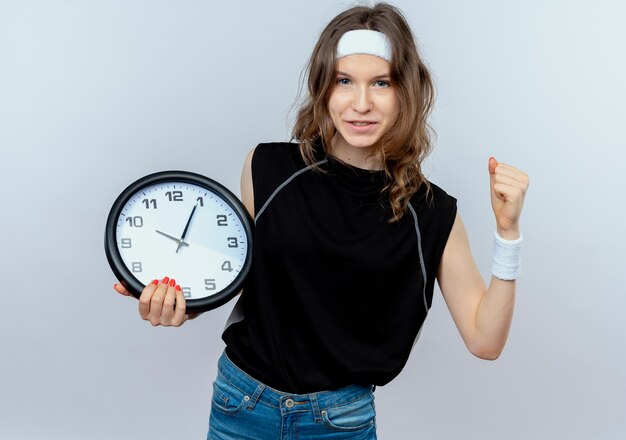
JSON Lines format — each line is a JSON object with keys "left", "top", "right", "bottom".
{"left": 207, "top": 350, "right": 377, "bottom": 439}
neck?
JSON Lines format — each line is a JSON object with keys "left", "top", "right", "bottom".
{"left": 329, "top": 134, "right": 383, "bottom": 171}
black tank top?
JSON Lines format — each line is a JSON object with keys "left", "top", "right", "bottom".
{"left": 222, "top": 142, "right": 457, "bottom": 394}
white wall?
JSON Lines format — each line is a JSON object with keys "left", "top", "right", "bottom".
{"left": 1, "top": 1, "right": 624, "bottom": 438}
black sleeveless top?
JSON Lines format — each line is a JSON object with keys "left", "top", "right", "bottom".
{"left": 222, "top": 142, "right": 457, "bottom": 394}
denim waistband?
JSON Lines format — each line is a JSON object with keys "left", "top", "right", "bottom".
{"left": 217, "top": 349, "right": 375, "bottom": 411}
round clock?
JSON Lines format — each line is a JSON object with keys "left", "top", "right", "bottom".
{"left": 104, "top": 170, "right": 253, "bottom": 313}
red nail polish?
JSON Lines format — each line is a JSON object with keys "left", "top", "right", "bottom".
{"left": 176, "top": 285, "right": 181, "bottom": 291}
{"left": 163, "top": 277, "right": 169, "bottom": 284}
{"left": 169, "top": 279, "right": 176, "bottom": 287}
{"left": 152, "top": 279, "right": 159, "bottom": 285}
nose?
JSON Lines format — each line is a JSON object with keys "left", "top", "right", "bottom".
{"left": 351, "top": 86, "right": 372, "bottom": 113}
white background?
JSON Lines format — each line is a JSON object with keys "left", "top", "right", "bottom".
{"left": 1, "top": 1, "right": 624, "bottom": 439}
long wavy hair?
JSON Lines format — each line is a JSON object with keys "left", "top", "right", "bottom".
{"left": 292, "top": 2, "right": 435, "bottom": 221}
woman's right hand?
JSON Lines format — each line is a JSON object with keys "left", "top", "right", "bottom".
{"left": 113, "top": 277, "right": 190, "bottom": 327}
{"left": 138, "top": 277, "right": 189, "bottom": 327}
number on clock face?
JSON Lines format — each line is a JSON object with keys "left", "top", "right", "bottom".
{"left": 116, "top": 182, "right": 248, "bottom": 300}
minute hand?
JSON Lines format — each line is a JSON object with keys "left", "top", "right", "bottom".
{"left": 177, "top": 204, "right": 198, "bottom": 253}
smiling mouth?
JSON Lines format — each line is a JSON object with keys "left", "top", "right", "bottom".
{"left": 349, "top": 121, "right": 376, "bottom": 126}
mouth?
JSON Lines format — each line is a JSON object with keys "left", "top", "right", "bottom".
{"left": 347, "top": 121, "right": 377, "bottom": 127}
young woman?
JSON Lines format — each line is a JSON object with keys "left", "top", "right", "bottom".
{"left": 114, "top": 3, "right": 528, "bottom": 439}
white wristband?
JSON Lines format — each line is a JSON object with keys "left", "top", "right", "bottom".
{"left": 491, "top": 230, "right": 523, "bottom": 280}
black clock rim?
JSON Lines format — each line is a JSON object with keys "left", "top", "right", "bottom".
{"left": 104, "top": 170, "right": 254, "bottom": 313}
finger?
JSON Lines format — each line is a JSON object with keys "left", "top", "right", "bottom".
{"left": 148, "top": 277, "right": 170, "bottom": 325}
{"left": 493, "top": 173, "right": 528, "bottom": 193}
{"left": 494, "top": 165, "right": 530, "bottom": 186}
{"left": 138, "top": 279, "right": 159, "bottom": 319}
{"left": 160, "top": 279, "right": 177, "bottom": 325}
{"left": 488, "top": 156, "right": 498, "bottom": 175}
{"left": 113, "top": 283, "right": 132, "bottom": 297}
{"left": 495, "top": 162, "right": 525, "bottom": 173}
{"left": 488, "top": 157, "right": 498, "bottom": 193}
{"left": 493, "top": 182, "right": 524, "bottom": 203}
{"left": 171, "top": 285, "right": 188, "bottom": 327}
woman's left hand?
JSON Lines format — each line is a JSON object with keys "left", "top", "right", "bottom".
{"left": 488, "top": 157, "right": 529, "bottom": 239}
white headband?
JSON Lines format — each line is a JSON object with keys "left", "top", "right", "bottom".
{"left": 336, "top": 29, "right": 392, "bottom": 62}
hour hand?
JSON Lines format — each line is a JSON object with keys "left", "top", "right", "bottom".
{"left": 156, "top": 229, "right": 189, "bottom": 248}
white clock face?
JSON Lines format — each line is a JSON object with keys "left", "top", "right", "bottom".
{"left": 115, "top": 181, "right": 249, "bottom": 300}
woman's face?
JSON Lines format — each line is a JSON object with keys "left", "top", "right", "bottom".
{"left": 328, "top": 54, "right": 399, "bottom": 159}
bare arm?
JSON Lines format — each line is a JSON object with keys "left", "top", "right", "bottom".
{"left": 436, "top": 157, "right": 529, "bottom": 360}
{"left": 241, "top": 147, "right": 255, "bottom": 218}
{"left": 437, "top": 215, "right": 516, "bottom": 359}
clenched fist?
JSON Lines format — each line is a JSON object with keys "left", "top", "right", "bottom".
{"left": 488, "top": 157, "right": 529, "bottom": 240}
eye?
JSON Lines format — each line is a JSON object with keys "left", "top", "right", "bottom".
{"left": 336, "top": 77, "right": 351, "bottom": 86}
{"left": 374, "top": 80, "right": 390, "bottom": 88}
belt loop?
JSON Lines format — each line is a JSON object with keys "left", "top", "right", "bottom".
{"left": 246, "top": 383, "right": 265, "bottom": 410}
{"left": 310, "top": 393, "right": 322, "bottom": 423}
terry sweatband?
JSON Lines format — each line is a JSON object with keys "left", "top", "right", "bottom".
{"left": 491, "top": 230, "right": 523, "bottom": 281}
{"left": 336, "top": 29, "right": 392, "bottom": 62}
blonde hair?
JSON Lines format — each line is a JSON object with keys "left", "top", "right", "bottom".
{"left": 292, "top": 3, "right": 435, "bottom": 221}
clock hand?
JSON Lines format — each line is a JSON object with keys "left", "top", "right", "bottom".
{"left": 177, "top": 203, "right": 198, "bottom": 253}
{"left": 156, "top": 229, "right": 189, "bottom": 248}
